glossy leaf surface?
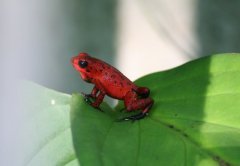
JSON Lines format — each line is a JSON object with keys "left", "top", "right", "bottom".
{"left": 71, "top": 54, "right": 240, "bottom": 166}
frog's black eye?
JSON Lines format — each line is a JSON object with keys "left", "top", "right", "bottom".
{"left": 78, "top": 60, "right": 88, "bottom": 68}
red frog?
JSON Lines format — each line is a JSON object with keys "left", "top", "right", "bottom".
{"left": 71, "top": 52, "right": 154, "bottom": 121}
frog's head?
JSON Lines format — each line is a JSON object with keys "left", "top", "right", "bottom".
{"left": 71, "top": 52, "right": 89, "bottom": 71}
{"left": 71, "top": 52, "right": 93, "bottom": 81}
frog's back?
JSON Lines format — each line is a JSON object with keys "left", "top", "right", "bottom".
{"left": 93, "top": 59, "right": 136, "bottom": 99}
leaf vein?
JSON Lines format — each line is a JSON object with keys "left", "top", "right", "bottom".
{"left": 25, "top": 127, "right": 71, "bottom": 166}
{"left": 156, "top": 91, "right": 240, "bottom": 102}
{"left": 62, "top": 157, "right": 78, "bottom": 166}
{"left": 160, "top": 116, "right": 240, "bottom": 131}
{"left": 149, "top": 117, "right": 235, "bottom": 165}
{"left": 149, "top": 118, "right": 218, "bottom": 164}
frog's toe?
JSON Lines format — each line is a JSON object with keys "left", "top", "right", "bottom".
{"left": 81, "top": 92, "right": 95, "bottom": 99}
{"left": 83, "top": 96, "right": 92, "bottom": 104}
{"left": 117, "top": 112, "right": 148, "bottom": 122}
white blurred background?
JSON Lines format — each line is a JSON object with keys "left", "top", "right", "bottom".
{"left": 1, "top": 0, "right": 240, "bottom": 165}
{"left": 117, "top": 0, "right": 198, "bottom": 79}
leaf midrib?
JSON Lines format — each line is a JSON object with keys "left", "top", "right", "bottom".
{"left": 154, "top": 91, "right": 240, "bottom": 102}
{"left": 149, "top": 117, "right": 230, "bottom": 165}
{"left": 158, "top": 116, "right": 240, "bottom": 132}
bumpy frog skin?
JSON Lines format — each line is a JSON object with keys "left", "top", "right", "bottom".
{"left": 71, "top": 52, "right": 154, "bottom": 121}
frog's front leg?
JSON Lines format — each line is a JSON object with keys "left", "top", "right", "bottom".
{"left": 82, "top": 85, "right": 105, "bottom": 111}
{"left": 82, "top": 90, "right": 105, "bottom": 111}
{"left": 120, "top": 91, "right": 154, "bottom": 121}
{"left": 82, "top": 85, "right": 99, "bottom": 99}
{"left": 91, "top": 91, "right": 105, "bottom": 110}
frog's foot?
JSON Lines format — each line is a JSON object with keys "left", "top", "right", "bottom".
{"left": 81, "top": 92, "right": 95, "bottom": 99}
{"left": 81, "top": 92, "right": 93, "bottom": 104}
{"left": 80, "top": 92, "right": 102, "bottom": 111}
{"left": 81, "top": 92, "right": 97, "bottom": 105}
{"left": 117, "top": 112, "right": 148, "bottom": 122}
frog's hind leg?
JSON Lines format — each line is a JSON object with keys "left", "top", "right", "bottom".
{"left": 119, "top": 92, "right": 154, "bottom": 121}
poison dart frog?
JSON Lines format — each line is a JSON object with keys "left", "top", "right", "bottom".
{"left": 71, "top": 52, "right": 154, "bottom": 121}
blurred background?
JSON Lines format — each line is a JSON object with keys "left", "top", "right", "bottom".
{"left": 1, "top": 0, "right": 240, "bottom": 165}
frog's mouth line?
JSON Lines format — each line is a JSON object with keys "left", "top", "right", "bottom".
{"left": 71, "top": 56, "right": 78, "bottom": 64}
{"left": 71, "top": 56, "right": 80, "bottom": 71}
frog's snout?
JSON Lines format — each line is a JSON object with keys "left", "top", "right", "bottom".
{"left": 71, "top": 56, "right": 79, "bottom": 65}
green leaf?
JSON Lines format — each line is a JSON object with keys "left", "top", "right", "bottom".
{"left": 70, "top": 53, "right": 240, "bottom": 166}
{"left": 20, "top": 82, "right": 79, "bottom": 166}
